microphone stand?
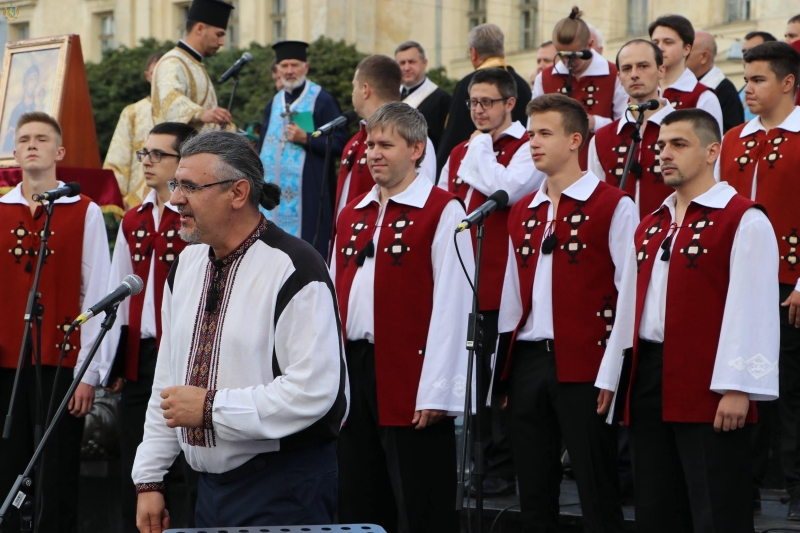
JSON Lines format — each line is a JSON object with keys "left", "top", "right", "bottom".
{"left": 0, "top": 305, "right": 119, "bottom": 532}
{"left": 312, "top": 130, "right": 336, "bottom": 252}
{"left": 565, "top": 55, "right": 575, "bottom": 98}
{"left": 456, "top": 222, "right": 485, "bottom": 533}
{"left": 226, "top": 73, "right": 240, "bottom": 114}
{"left": 618, "top": 108, "right": 647, "bottom": 191}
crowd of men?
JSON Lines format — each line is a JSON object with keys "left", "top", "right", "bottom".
{"left": 2, "top": 0, "right": 800, "bottom": 531}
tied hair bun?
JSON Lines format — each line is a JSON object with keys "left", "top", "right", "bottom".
{"left": 260, "top": 182, "right": 282, "bottom": 211}
{"left": 569, "top": 6, "right": 582, "bottom": 19}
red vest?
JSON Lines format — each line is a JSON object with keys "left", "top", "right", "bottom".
{"left": 624, "top": 195, "right": 760, "bottom": 424}
{"left": 502, "top": 181, "right": 627, "bottom": 382}
{"left": 594, "top": 119, "right": 673, "bottom": 217}
{"left": 541, "top": 61, "right": 618, "bottom": 170}
{"left": 446, "top": 133, "right": 529, "bottom": 310}
{"left": 335, "top": 124, "right": 371, "bottom": 215}
{"left": 335, "top": 186, "right": 455, "bottom": 426}
{"left": 0, "top": 197, "right": 90, "bottom": 368}
{"left": 720, "top": 124, "right": 800, "bottom": 285}
{"left": 120, "top": 203, "right": 187, "bottom": 380}
{"left": 662, "top": 81, "right": 711, "bottom": 110}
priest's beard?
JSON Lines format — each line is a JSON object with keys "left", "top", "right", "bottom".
{"left": 282, "top": 75, "right": 307, "bottom": 92}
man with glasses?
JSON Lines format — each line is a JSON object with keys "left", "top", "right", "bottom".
{"left": 103, "top": 122, "right": 196, "bottom": 533}
{"left": 439, "top": 67, "right": 541, "bottom": 497}
{"left": 132, "top": 131, "right": 347, "bottom": 531}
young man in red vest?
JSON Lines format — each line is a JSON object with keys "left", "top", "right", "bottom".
{"left": 438, "top": 67, "right": 541, "bottom": 496}
{"left": 332, "top": 102, "right": 472, "bottom": 532}
{"left": 597, "top": 109, "right": 779, "bottom": 532}
{"left": 0, "top": 112, "right": 111, "bottom": 532}
{"left": 103, "top": 121, "right": 196, "bottom": 533}
{"left": 531, "top": 7, "right": 628, "bottom": 170}
{"left": 497, "top": 93, "right": 636, "bottom": 532}
{"left": 716, "top": 40, "right": 800, "bottom": 518}
{"left": 589, "top": 39, "right": 676, "bottom": 218}
{"left": 648, "top": 15, "right": 724, "bottom": 135}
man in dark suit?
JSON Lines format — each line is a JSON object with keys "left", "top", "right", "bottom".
{"left": 395, "top": 41, "right": 452, "bottom": 153}
{"left": 687, "top": 31, "right": 744, "bottom": 133}
{"left": 436, "top": 23, "right": 531, "bottom": 178}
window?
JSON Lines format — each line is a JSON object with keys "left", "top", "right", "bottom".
{"left": 520, "top": 0, "right": 538, "bottom": 50}
{"left": 272, "top": 0, "right": 286, "bottom": 42}
{"left": 227, "top": 0, "right": 239, "bottom": 48}
{"left": 177, "top": 3, "right": 190, "bottom": 39}
{"left": 99, "top": 14, "right": 115, "bottom": 53}
{"left": 12, "top": 22, "right": 29, "bottom": 41}
{"left": 468, "top": 0, "right": 487, "bottom": 30}
{"left": 626, "top": 0, "right": 648, "bottom": 36}
{"left": 726, "top": 0, "right": 750, "bottom": 23}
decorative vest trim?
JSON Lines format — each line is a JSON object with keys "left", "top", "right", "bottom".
{"left": 336, "top": 124, "right": 371, "bottom": 213}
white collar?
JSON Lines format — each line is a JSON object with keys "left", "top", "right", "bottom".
{"left": 466, "top": 121, "right": 527, "bottom": 148}
{"left": 355, "top": 171, "right": 434, "bottom": 210}
{"left": 616, "top": 99, "right": 676, "bottom": 134}
{"left": 740, "top": 106, "right": 800, "bottom": 137}
{"left": 657, "top": 181, "right": 737, "bottom": 217}
{"left": 667, "top": 67, "right": 699, "bottom": 92}
{"left": 699, "top": 65, "right": 726, "bottom": 90}
{"left": 528, "top": 171, "right": 601, "bottom": 208}
{"left": 553, "top": 49, "right": 609, "bottom": 77}
{"left": 137, "top": 188, "right": 179, "bottom": 214}
{"left": 0, "top": 180, "right": 80, "bottom": 205}
{"left": 401, "top": 77, "right": 427, "bottom": 91}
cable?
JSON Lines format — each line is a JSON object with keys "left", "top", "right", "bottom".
{"left": 488, "top": 503, "right": 520, "bottom": 533}
{"left": 454, "top": 230, "right": 479, "bottom": 306}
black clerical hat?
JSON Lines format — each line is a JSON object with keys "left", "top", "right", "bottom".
{"left": 188, "top": 0, "right": 234, "bottom": 29}
{"left": 273, "top": 41, "right": 309, "bottom": 63}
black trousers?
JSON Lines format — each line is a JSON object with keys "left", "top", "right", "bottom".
{"left": 338, "top": 340, "right": 458, "bottom": 533}
{"left": 752, "top": 283, "right": 800, "bottom": 497}
{"left": 630, "top": 340, "right": 753, "bottom": 533}
{"left": 0, "top": 364, "right": 84, "bottom": 533}
{"left": 506, "top": 341, "right": 623, "bottom": 533}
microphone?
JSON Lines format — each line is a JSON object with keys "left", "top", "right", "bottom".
{"left": 557, "top": 50, "right": 592, "bottom": 60}
{"left": 73, "top": 275, "right": 144, "bottom": 325}
{"left": 31, "top": 182, "right": 81, "bottom": 202}
{"left": 311, "top": 110, "right": 359, "bottom": 138}
{"left": 627, "top": 99, "right": 660, "bottom": 112}
{"left": 455, "top": 190, "right": 509, "bottom": 233}
{"left": 217, "top": 52, "right": 253, "bottom": 84}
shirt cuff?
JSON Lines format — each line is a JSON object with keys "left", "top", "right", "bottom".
{"left": 795, "top": 278, "right": 800, "bottom": 292}
{"left": 135, "top": 482, "right": 165, "bottom": 494}
{"left": 79, "top": 369, "right": 100, "bottom": 387}
{"left": 203, "top": 389, "right": 217, "bottom": 430}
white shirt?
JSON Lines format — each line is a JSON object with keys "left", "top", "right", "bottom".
{"left": 103, "top": 190, "right": 180, "bottom": 366}
{"left": 714, "top": 106, "right": 800, "bottom": 291}
{"left": 0, "top": 181, "right": 112, "bottom": 386}
{"left": 588, "top": 100, "right": 675, "bottom": 206}
{"left": 438, "top": 121, "right": 544, "bottom": 206}
{"left": 595, "top": 182, "right": 779, "bottom": 403}
{"left": 497, "top": 172, "right": 638, "bottom": 340}
{"left": 330, "top": 173, "right": 474, "bottom": 415}
{"left": 336, "top": 121, "right": 436, "bottom": 216}
{"left": 531, "top": 49, "right": 628, "bottom": 132}
{"left": 665, "top": 68, "right": 724, "bottom": 136}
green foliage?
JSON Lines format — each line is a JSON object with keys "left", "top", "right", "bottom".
{"left": 426, "top": 66, "right": 458, "bottom": 96}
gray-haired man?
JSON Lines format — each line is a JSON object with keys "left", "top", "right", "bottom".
{"left": 132, "top": 131, "right": 348, "bottom": 532}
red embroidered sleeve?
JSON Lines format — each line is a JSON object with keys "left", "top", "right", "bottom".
{"left": 203, "top": 389, "right": 217, "bottom": 430}
{"left": 135, "top": 482, "right": 165, "bottom": 494}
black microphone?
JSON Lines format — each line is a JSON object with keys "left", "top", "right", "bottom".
{"left": 31, "top": 182, "right": 81, "bottom": 202}
{"left": 455, "top": 190, "right": 509, "bottom": 233}
{"left": 311, "top": 110, "right": 359, "bottom": 138}
{"left": 557, "top": 50, "right": 592, "bottom": 60}
{"left": 627, "top": 99, "right": 660, "bottom": 112}
{"left": 73, "top": 275, "right": 144, "bottom": 325}
{"left": 217, "top": 52, "right": 253, "bottom": 84}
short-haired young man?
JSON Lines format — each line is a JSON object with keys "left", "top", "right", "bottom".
{"left": 739, "top": 32, "right": 778, "bottom": 122}
{"left": 497, "top": 94, "right": 636, "bottom": 532}
{"left": 332, "top": 102, "right": 472, "bottom": 532}
{"left": 104, "top": 121, "right": 196, "bottom": 533}
{"left": 588, "top": 39, "right": 676, "bottom": 217}
{"left": 598, "top": 109, "right": 779, "bottom": 532}
{"left": 649, "top": 15, "right": 724, "bottom": 134}
{"left": 0, "top": 112, "right": 111, "bottom": 532}
{"left": 717, "top": 40, "right": 800, "bottom": 519}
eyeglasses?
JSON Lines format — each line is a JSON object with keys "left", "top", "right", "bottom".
{"left": 136, "top": 149, "right": 180, "bottom": 163}
{"left": 465, "top": 98, "right": 507, "bottom": 110}
{"left": 167, "top": 179, "right": 238, "bottom": 197}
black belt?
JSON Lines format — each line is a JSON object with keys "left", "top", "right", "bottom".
{"left": 515, "top": 339, "right": 555, "bottom": 354}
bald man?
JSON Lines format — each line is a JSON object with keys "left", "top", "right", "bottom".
{"left": 587, "top": 23, "right": 604, "bottom": 55}
{"left": 687, "top": 31, "right": 744, "bottom": 132}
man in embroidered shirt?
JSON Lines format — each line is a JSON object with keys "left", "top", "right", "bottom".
{"left": 717, "top": 40, "right": 800, "bottom": 519}
{"left": 103, "top": 122, "right": 196, "bottom": 533}
{"left": 0, "top": 112, "right": 111, "bottom": 533}
{"left": 151, "top": 0, "right": 234, "bottom": 131}
{"left": 597, "top": 109, "right": 779, "bottom": 532}
{"left": 648, "top": 15, "right": 724, "bottom": 135}
{"left": 132, "top": 131, "right": 347, "bottom": 532}
{"left": 331, "top": 102, "right": 472, "bottom": 533}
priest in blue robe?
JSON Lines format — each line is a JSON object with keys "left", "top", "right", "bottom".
{"left": 257, "top": 40, "right": 348, "bottom": 256}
